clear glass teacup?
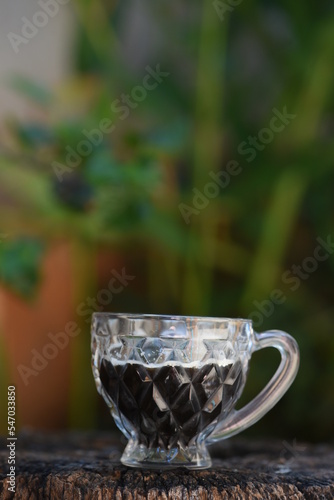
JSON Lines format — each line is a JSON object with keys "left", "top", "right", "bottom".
{"left": 91, "top": 313, "right": 299, "bottom": 469}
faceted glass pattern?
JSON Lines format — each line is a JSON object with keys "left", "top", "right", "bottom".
{"left": 91, "top": 314, "right": 252, "bottom": 468}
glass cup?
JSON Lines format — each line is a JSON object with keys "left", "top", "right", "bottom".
{"left": 91, "top": 313, "right": 299, "bottom": 469}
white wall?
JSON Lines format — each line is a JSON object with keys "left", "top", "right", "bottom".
{"left": 0, "top": 0, "right": 76, "bottom": 119}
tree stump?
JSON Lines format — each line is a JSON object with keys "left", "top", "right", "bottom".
{"left": 0, "top": 430, "right": 333, "bottom": 499}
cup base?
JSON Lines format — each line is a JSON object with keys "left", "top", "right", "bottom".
{"left": 121, "top": 439, "right": 212, "bottom": 469}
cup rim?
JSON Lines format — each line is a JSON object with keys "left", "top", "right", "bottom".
{"left": 92, "top": 312, "right": 252, "bottom": 324}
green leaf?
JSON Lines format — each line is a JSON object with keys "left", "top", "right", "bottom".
{"left": 145, "top": 120, "right": 190, "bottom": 153}
{"left": 0, "top": 237, "right": 45, "bottom": 299}
{"left": 123, "top": 162, "right": 161, "bottom": 189}
{"left": 10, "top": 76, "right": 52, "bottom": 107}
{"left": 85, "top": 150, "right": 161, "bottom": 190}
{"left": 15, "top": 123, "right": 54, "bottom": 148}
{"left": 53, "top": 121, "right": 90, "bottom": 148}
{"left": 85, "top": 149, "right": 124, "bottom": 185}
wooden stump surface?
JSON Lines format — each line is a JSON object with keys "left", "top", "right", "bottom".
{"left": 0, "top": 431, "right": 333, "bottom": 499}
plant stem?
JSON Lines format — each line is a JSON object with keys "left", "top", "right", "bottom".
{"left": 68, "top": 239, "right": 98, "bottom": 428}
{"left": 182, "top": 0, "right": 227, "bottom": 315}
{"left": 240, "top": 170, "right": 308, "bottom": 312}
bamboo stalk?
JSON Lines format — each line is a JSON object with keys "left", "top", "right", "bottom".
{"left": 240, "top": 20, "right": 334, "bottom": 313}
{"left": 68, "top": 239, "right": 98, "bottom": 428}
{"left": 240, "top": 170, "right": 308, "bottom": 311}
{"left": 182, "top": 0, "right": 227, "bottom": 315}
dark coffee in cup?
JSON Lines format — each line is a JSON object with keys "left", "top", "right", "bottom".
{"left": 92, "top": 314, "right": 300, "bottom": 469}
{"left": 99, "top": 360, "right": 243, "bottom": 448}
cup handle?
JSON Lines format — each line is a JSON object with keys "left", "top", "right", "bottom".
{"left": 208, "top": 330, "right": 300, "bottom": 444}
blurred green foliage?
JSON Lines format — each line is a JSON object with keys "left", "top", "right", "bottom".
{"left": 0, "top": 237, "right": 44, "bottom": 299}
{"left": 1, "top": 0, "right": 334, "bottom": 440}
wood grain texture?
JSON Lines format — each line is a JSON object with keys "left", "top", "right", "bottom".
{"left": 0, "top": 431, "right": 333, "bottom": 499}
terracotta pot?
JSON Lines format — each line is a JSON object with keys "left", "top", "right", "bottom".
{"left": 0, "top": 241, "right": 74, "bottom": 429}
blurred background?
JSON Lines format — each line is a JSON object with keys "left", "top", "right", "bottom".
{"left": 0, "top": 0, "right": 333, "bottom": 443}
